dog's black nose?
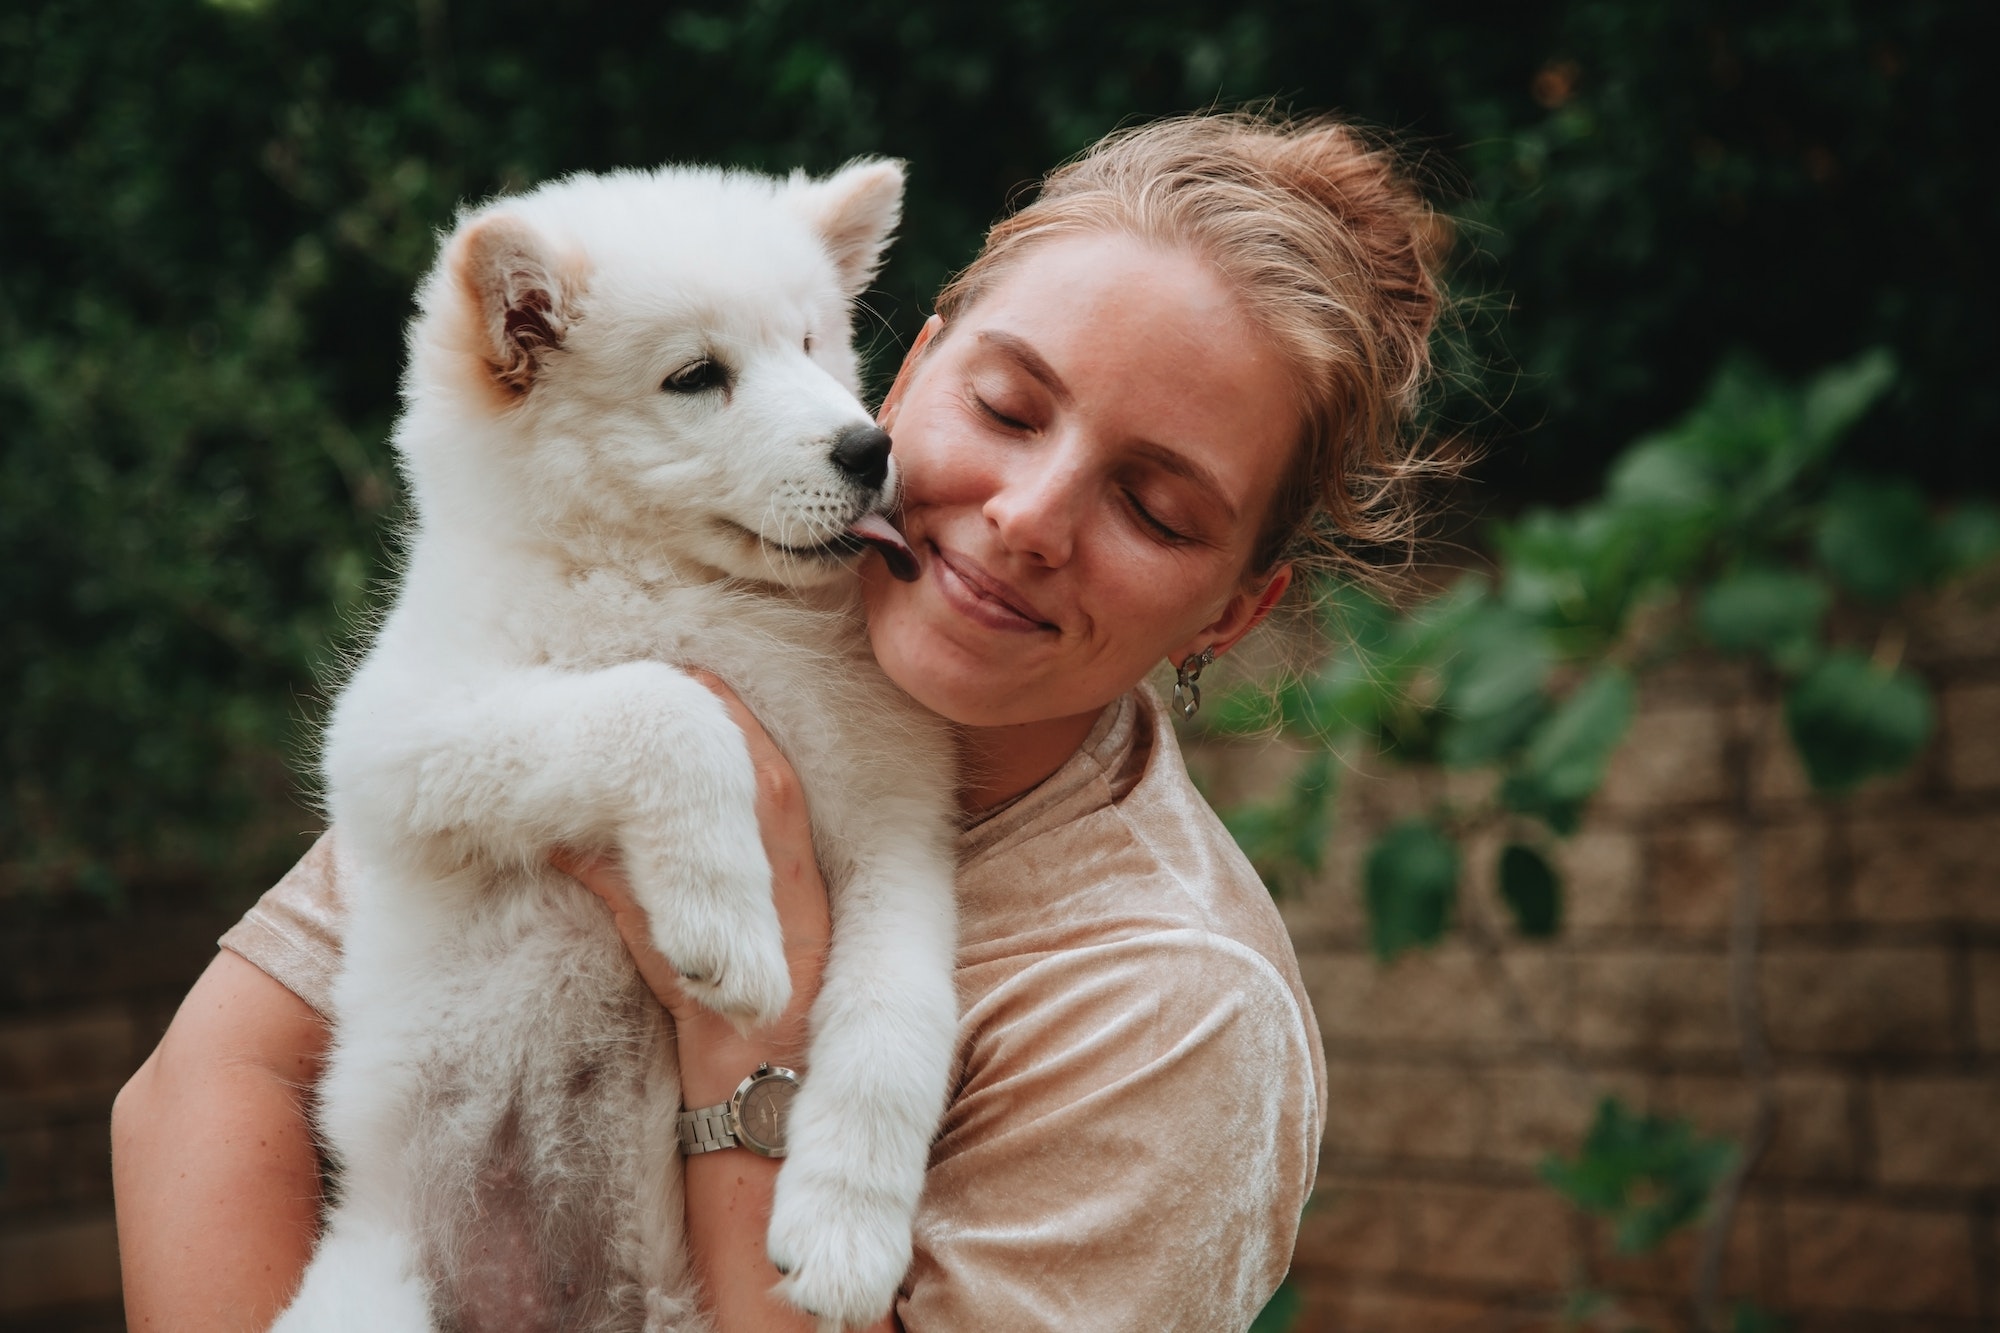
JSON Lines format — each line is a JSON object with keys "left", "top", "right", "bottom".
{"left": 830, "top": 424, "right": 892, "bottom": 491}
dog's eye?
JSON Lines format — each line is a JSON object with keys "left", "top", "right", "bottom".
{"left": 662, "top": 358, "right": 731, "bottom": 394}
{"left": 803, "top": 334, "right": 816, "bottom": 354}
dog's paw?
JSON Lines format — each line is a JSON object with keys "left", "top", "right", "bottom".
{"left": 669, "top": 928, "right": 792, "bottom": 1031}
{"left": 766, "top": 1167, "right": 913, "bottom": 1330}
{"left": 626, "top": 828, "right": 791, "bottom": 1029}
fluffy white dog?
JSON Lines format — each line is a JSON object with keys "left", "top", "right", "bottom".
{"left": 272, "top": 161, "right": 957, "bottom": 1332}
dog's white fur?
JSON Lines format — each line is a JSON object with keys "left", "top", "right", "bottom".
{"left": 271, "top": 162, "right": 958, "bottom": 1332}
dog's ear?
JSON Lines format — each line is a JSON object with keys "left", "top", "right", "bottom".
{"left": 792, "top": 159, "right": 906, "bottom": 299}
{"left": 448, "top": 214, "right": 579, "bottom": 399}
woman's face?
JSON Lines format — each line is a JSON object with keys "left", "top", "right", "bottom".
{"left": 861, "top": 231, "right": 1298, "bottom": 730}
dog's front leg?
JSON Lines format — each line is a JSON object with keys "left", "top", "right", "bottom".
{"left": 765, "top": 832, "right": 959, "bottom": 1329}
{"left": 328, "top": 660, "right": 789, "bottom": 1026}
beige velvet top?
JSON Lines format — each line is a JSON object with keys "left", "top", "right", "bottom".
{"left": 221, "top": 687, "right": 1327, "bottom": 1331}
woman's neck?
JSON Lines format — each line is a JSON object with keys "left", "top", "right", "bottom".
{"left": 954, "top": 708, "right": 1103, "bottom": 816}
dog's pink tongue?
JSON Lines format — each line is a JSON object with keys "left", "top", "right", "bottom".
{"left": 848, "top": 513, "right": 919, "bottom": 582}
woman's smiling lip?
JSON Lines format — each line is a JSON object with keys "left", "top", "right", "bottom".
{"left": 929, "top": 543, "right": 1060, "bottom": 633}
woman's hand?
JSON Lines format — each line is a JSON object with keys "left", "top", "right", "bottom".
{"left": 553, "top": 672, "right": 830, "bottom": 1101}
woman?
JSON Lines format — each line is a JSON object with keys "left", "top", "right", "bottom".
{"left": 112, "top": 110, "right": 1445, "bottom": 1331}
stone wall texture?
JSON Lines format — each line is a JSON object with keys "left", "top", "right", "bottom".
{"left": 1, "top": 583, "right": 1994, "bottom": 1331}
{"left": 1187, "top": 579, "right": 2000, "bottom": 1331}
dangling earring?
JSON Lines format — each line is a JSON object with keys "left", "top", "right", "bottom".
{"left": 1173, "top": 646, "right": 1216, "bottom": 721}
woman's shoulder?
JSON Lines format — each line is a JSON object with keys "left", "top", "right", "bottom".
{"left": 947, "top": 683, "right": 1327, "bottom": 1143}
{"left": 218, "top": 833, "right": 348, "bottom": 1017}
{"left": 955, "top": 686, "right": 1312, "bottom": 1009}
{"left": 913, "top": 695, "right": 1327, "bottom": 1329}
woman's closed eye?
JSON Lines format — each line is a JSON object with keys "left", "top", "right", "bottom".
{"left": 1125, "top": 490, "right": 1192, "bottom": 544}
{"left": 971, "top": 391, "right": 1033, "bottom": 433}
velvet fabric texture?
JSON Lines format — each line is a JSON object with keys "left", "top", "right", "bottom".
{"left": 221, "top": 685, "right": 1326, "bottom": 1331}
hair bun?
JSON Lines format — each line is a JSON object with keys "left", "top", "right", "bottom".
{"left": 1247, "top": 118, "right": 1450, "bottom": 393}
{"left": 936, "top": 108, "right": 1456, "bottom": 586}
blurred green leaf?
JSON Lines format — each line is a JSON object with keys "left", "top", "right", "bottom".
{"left": 1439, "top": 606, "right": 1551, "bottom": 720}
{"left": 1363, "top": 819, "right": 1460, "bottom": 961}
{"left": 1606, "top": 434, "right": 1716, "bottom": 512}
{"left": 1221, "top": 751, "right": 1336, "bottom": 896}
{"left": 1541, "top": 1097, "right": 1736, "bottom": 1255}
{"left": 1731, "top": 1302, "right": 1791, "bottom": 1333}
{"left": 1799, "top": 348, "right": 1896, "bottom": 454}
{"left": 1498, "top": 773, "right": 1585, "bottom": 836}
{"left": 1697, "top": 567, "right": 1830, "bottom": 673}
{"left": 1936, "top": 501, "right": 2000, "bottom": 578}
{"left": 1520, "top": 667, "right": 1635, "bottom": 805}
{"left": 1784, "top": 651, "right": 1934, "bottom": 794}
{"left": 1436, "top": 693, "right": 1547, "bottom": 768}
{"left": 1247, "top": 1281, "right": 1300, "bottom": 1332}
{"left": 1433, "top": 604, "right": 1551, "bottom": 766}
{"left": 1814, "top": 477, "right": 1935, "bottom": 604}
{"left": 1497, "top": 843, "right": 1561, "bottom": 937}
{"left": 1497, "top": 666, "right": 1633, "bottom": 836}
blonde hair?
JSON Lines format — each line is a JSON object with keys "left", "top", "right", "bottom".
{"left": 935, "top": 110, "right": 1451, "bottom": 584}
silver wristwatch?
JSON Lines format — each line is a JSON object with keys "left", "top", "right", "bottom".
{"left": 677, "top": 1063, "right": 801, "bottom": 1158}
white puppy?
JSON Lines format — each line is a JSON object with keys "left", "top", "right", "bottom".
{"left": 272, "top": 161, "right": 957, "bottom": 1332}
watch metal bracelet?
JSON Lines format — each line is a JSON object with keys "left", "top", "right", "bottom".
{"left": 677, "top": 1102, "right": 740, "bottom": 1155}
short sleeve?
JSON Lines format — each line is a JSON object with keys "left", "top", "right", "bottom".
{"left": 218, "top": 833, "right": 349, "bottom": 1016}
{"left": 899, "top": 929, "right": 1319, "bottom": 1332}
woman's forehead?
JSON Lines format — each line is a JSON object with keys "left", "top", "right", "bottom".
{"left": 948, "top": 233, "right": 1299, "bottom": 499}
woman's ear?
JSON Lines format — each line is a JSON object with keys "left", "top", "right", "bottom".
{"left": 877, "top": 314, "right": 944, "bottom": 431}
{"left": 1171, "top": 564, "right": 1293, "bottom": 667}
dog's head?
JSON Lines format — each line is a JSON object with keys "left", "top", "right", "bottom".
{"left": 401, "top": 160, "right": 912, "bottom": 587}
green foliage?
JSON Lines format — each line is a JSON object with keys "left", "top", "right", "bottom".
{"left": 1435, "top": 600, "right": 1554, "bottom": 768}
{"left": 1731, "top": 1303, "right": 1791, "bottom": 1333}
{"left": 1784, "top": 651, "right": 1934, "bottom": 793}
{"left": 1217, "top": 351, "right": 1989, "bottom": 942}
{"left": 1247, "top": 1280, "right": 1301, "bottom": 1332}
{"left": 1205, "top": 351, "right": 1990, "bottom": 1321}
{"left": 1936, "top": 502, "right": 2000, "bottom": 576}
{"left": 1502, "top": 666, "right": 1635, "bottom": 834}
{"left": 1542, "top": 1098, "right": 1737, "bottom": 1255}
{"left": 1498, "top": 843, "right": 1562, "bottom": 938}
{"left": 1815, "top": 477, "right": 1941, "bottom": 604}
{"left": 1697, "top": 567, "right": 1830, "bottom": 673}
{"left": 6, "top": 0, "right": 1997, "bottom": 893}
{"left": 1219, "top": 752, "right": 1334, "bottom": 896}
{"left": 1363, "top": 819, "right": 1459, "bottom": 961}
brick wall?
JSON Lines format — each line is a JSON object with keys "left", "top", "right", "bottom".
{"left": 2, "top": 584, "right": 1994, "bottom": 1330}
{"left": 1187, "top": 580, "right": 2000, "bottom": 1331}
{"left": 0, "top": 878, "right": 262, "bottom": 1330}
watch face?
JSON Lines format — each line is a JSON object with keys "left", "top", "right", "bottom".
{"left": 736, "top": 1072, "right": 799, "bottom": 1157}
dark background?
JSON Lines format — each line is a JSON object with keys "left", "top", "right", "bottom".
{"left": 4, "top": 0, "right": 1994, "bottom": 902}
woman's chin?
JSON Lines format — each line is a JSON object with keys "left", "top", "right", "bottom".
{"left": 876, "top": 652, "right": 1012, "bottom": 728}
{"left": 863, "top": 566, "right": 1130, "bottom": 729}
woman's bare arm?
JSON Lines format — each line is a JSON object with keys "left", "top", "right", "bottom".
{"left": 112, "top": 948, "right": 328, "bottom": 1332}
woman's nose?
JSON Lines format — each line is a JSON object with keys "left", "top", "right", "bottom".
{"left": 983, "top": 445, "right": 1083, "bottom": 567}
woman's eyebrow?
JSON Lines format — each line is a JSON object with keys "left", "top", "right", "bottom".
{"left": 1132, "top": 442, "right": 1238, "bottom": 525}
{"left": 973, "top": 330, "right": 1073, "bottom": 406}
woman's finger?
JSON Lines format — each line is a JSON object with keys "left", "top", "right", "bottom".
{"left": 552, "top": 846, "right": 691, "bottom": 1013}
